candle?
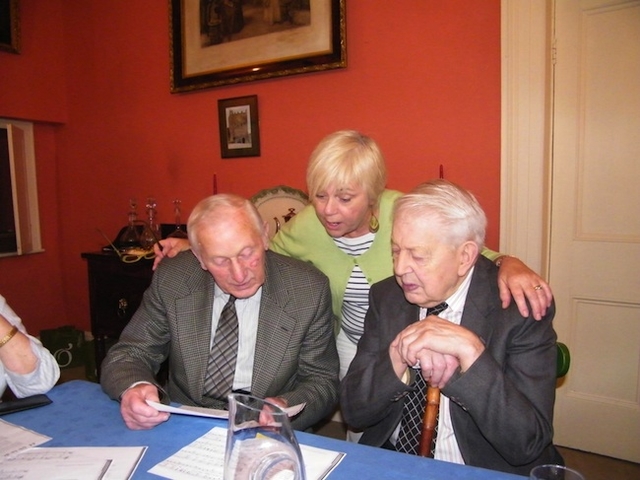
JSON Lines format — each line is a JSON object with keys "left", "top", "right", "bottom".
{"left": 213, "top": 173, "right": 218, "bottom": 194}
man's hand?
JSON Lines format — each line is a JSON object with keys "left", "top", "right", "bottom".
{"left": 260, "top": 396, "right": 289, "bottom": 425}
{"left": 152, "top": 238, "right": 190, "bottom": 270}
{"left": 496, "top": 256, "right": 553, "bottom": 320}
{"left": 119, "top": 383, "right": 170, "bottom": 430}
{"left": 390, "top": 315, "right": 484, "bottom": 388}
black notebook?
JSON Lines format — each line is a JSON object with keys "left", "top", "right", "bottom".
{"left": 0, "top": 393, "right": 52, "bottom": 416}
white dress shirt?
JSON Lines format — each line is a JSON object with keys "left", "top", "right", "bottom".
{"left": 390, "top": 267, "right": 475, "bottom": 463}
{"left": 425, "top": 267, "right": 474, "bottom": 464}
{"left": 210, "top": 285, "right": 261, "bottom": 392}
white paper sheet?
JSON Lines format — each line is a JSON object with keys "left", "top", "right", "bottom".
{"left": 149, "top": 426, "right": 344, "bottom": 480}
{"left": 0, "top": 446, "right": 147, "bottom": 480}
{"left": 146, "top": 400, "right": 306, "bottom": 419}
{"left": 0, "top": 418, "right": 51, "bottom": 459}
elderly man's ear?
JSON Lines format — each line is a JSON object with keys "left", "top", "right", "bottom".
{"left": 261, "top": 221, "right": 270, "bottom": 250}
{"left": 457, "top": 241, "right": 479, "bottom": 277}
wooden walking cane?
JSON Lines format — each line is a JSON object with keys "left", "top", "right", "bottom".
{"left": 418, "top": 385, "right": 440, "bottom": 457}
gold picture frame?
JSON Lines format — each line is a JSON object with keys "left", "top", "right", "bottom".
{"left": 0, "top": 0, "right": 20, "bottom": 54}
{"left": 169, "top": 0, "right": 346, "bottom": 93}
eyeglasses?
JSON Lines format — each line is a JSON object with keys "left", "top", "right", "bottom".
{"left": 97, "top": 228, "right": 156, "bottom": 263}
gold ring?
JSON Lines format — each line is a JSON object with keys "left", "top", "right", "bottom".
{"left": 534, "top": 285, "right": 543, "bottom": 291}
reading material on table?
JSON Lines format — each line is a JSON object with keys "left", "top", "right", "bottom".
{"left": 0, "top": 418, "right": 51, "bottom": 458}
{"left": 146, "top": 400, "right": 306, "bottom": 419}
{"left": 149, "top": 426, "right": 345, "bottom": 480}
{"left": 0, "top": 418, "right": 146, "bottom": 480}
{"left": 0, "top": 446, "right": 147, "bottom": 480}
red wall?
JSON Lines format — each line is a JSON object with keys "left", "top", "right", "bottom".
{"left": 0, "top": 0, "right": 501, "bottom": 334}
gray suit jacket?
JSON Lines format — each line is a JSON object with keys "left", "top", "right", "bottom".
{"left": 101, "top": 250, "right": 340, "bottom": 430}
{"left": 340, "top": 256, "right": 563, "bottom": 475}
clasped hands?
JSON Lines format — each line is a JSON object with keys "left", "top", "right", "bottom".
{"left": 389, "top": 314, "right": 485, "bottom": 389}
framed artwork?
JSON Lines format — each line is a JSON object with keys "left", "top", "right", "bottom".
{"left": 170, "top": 0, "right": 346, "bottom": 93}
{"left": 218, "top": 95, "right": 260, "bottom": 158}
{"left": 0, "top": 0, "right": 20, "bottom": 54}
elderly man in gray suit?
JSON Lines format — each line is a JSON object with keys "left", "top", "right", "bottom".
{"left": 101, "top": 194, "right": 339, "bottom": 431}
{"left": 341, "top": 180, "right": 562, "bottom": 475}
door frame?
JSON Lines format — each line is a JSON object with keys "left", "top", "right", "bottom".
{"left": 500, "top": 0, "right": 552, "bottom": 276}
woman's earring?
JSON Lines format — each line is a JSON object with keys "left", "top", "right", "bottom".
{"left": 369, "top": 213, "right": 380, "bottom": 233}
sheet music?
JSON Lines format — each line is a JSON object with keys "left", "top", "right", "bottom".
{"left": 0, "top": 449, "right": 112, "bottom": 480}
{"left": 149, "top": 426, "right": 345, "bottom": 480}
{"left": 0, "top": 446, "right": 147, "bottom": 480}
{"left": 0, "top": 418, "right": 51, "bottom": 458}
{"left": 0, "top": 418, "right": 146, "bottom": 480}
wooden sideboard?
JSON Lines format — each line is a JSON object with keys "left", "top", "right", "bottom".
{"left": 81, "top": 251, "right": 153, "bottom": 379}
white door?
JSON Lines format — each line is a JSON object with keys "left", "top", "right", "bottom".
{"left": 549, "top": 0, "right": 640, "bottom": 462}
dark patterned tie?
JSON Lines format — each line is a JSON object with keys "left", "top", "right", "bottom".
{"left": 203, "top": 295, "right": 238, "bottom": 401}
{"left": 395, "top": 301, "right": 449, "bottom": 455}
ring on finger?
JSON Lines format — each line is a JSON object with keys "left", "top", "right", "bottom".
{"left": 534, "top": 285, "right": 543, "bottom": 291}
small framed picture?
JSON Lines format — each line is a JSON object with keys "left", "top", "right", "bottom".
{"left": 218, "top": 95, "right": 260, "bottom": 158}
{"left": 0, "top": 0, "right": 20, "bottom": 54}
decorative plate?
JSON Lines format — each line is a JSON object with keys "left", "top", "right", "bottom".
{"left": 251, "top": 185, "right": 309, "bottom": 238}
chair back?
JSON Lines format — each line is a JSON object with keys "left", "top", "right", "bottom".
{"left": 250, "top": 186, "right": 309, "bottom": 238}
{"left": 557, "top": 342, "right": 570, "bottom": 378}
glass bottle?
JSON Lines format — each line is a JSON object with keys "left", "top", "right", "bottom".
{"left": 139, "top": 197, "right": 160, "bottom": 250}
{"left": 168, "top": 198, "right": 188, "bottom": 239}
{"left": 117, "top": 198, "right": 140, "bottom": 249}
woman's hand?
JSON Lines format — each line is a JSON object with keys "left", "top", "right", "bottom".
{"left": 496, "top": 256, "right": 553, "bottom": 320}
{"left": 152, "top": 238, "right": 190, "bottom": 270}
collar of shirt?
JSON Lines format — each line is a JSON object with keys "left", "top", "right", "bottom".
{"left": 419, "top": 266, "right": 475, "bottom": 325}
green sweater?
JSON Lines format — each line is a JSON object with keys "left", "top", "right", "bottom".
{"left": 270, "top": 190, "right": 401, "bottom": 333}
{"left": 270, "top": 189, "right": 500, "bottom": 334}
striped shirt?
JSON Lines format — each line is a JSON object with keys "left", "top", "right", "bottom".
{"left": 333, "top": 232, "right": 376, "bottom": 344}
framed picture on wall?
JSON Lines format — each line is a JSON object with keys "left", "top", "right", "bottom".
{"left": 218, "top": 95, "right": 260, "bottom": 158}
{"left": 0, "top": 0, "right": 20, "bottom": 54}
{"left": 169, "top": 0, "right": 346, "bottom": 93}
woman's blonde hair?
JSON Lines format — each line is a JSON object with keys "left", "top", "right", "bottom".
{"left": 306, "top": 130, "right": 387, "bottom": 206}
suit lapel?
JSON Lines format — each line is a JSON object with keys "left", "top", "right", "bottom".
{"left": 460, "top": 256, "right": 499, "bottom": 343}
{"left": 174, "top": 273, "right": 216, "bottom": 400}
{"left": 251, "top": 253, "right": 296, "bottom": 398}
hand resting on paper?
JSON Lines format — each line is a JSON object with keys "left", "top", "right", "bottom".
{"left": 120, "top": 383, "right": 170, "bottom": 430}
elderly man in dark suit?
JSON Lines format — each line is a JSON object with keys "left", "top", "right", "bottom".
{"left": 341, "top": 180, "right": 563, "bottom": 475}
{"left": 101, "top": 194, "right": 339, "bottom": 431}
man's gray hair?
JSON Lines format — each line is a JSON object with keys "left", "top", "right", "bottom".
{"left": 393, "top": 179, "right": 486, "bottom": 248}
{"left": 187, "top": 194, "right": 264, "bottom": 256}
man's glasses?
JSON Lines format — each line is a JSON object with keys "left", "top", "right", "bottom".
{"left": 97, "top": 228, "right": 156, "bottom": 263}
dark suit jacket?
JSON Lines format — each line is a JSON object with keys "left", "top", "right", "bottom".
{"left": 101, "top": 250, "right": 340, "bottom": 431}
{"left": 340, "top": 256, "right": 563, "bottom": 475}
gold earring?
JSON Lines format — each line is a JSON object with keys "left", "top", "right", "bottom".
{"left": 369, "top": 213, "right": 379, "bottom": 233}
